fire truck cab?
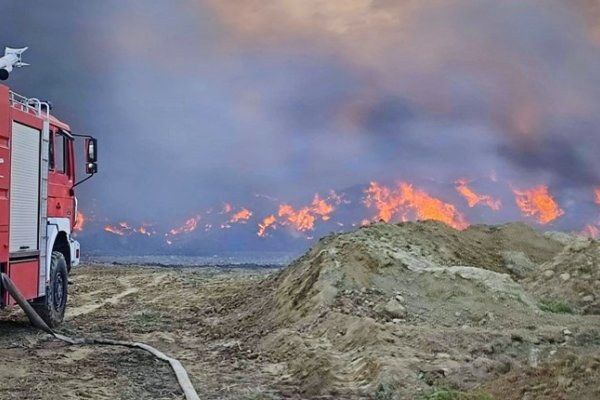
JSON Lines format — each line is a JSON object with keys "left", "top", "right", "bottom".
{"left": 0, "top": 83, "right": 97, "bottom": 327}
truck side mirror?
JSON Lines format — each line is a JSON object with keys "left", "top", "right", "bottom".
{"left": 86, "top": 138, "right": 98, "bottom": 163}
{"left": 85, "top": 138, "right": 97, "bottom": 174}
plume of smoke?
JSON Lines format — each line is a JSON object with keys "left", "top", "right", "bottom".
{"left": 205, "top": 0, "right": 600, "bottom": 188}
{"left": 1, "top": 0, "right": 600, "bottom": 252}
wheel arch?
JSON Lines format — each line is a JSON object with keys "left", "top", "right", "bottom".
{"left": 52, "top": 231, "right": 71, "bottom": 269}
{"left": 46, "top": 217, "right": 73, "bottom": 280}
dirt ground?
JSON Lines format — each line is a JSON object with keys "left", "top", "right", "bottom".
{"left": 0, "top": 265, "right": 285, "bottom": 400}
{"left": 0, "top": 221, "right": 599, "bottom": 399}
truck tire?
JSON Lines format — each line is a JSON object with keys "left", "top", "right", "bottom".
{"left": 32, "top": 251, "right": 68, "bottom": 328}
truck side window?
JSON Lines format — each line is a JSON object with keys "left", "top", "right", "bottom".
{"left": 49, "top": 131, "right": 55, "bottom": 170}
{"left": 55, "top": 132, "right": 65, "bottom": 173}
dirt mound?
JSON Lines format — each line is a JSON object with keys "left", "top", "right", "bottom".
{"left": 261, "top": 221, "right": 563, "bottom": 326}
{"left": 525, "top": 236, "right": 600, "bottom": 315}
{"left": 230, "top": 221, "right": 599, "bottom": 398}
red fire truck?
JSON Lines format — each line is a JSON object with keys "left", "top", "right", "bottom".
{"left": 0, "top": 83, "right": 97, "bottom": 327}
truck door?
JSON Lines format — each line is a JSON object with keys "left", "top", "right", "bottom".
{"left": 48, "top": 129, "right": 74, "bottom": 223}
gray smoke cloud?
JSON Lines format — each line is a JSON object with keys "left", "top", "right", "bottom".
{"left": 1, "top": 0, "right": 600, "bottom": 252}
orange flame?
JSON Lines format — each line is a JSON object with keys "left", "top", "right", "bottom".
{"left": 257, "top": 215, "right": 277, "bottom": 237}
{"left": 364, "top": 181, "right": 469, "bottom": 230}
{"left": 168, "top": 215, "right": 201, "bottom": 236}
{"left": 104, "top": 224, "right": 127, "bottom": 236}
{"left": 276, "top": 194, "right": 337, "bottom": 232}
{"left": 400, "top": 183, "right": 469, "bottom": 229}
{"left": 513, "top": 185, "right": 564, "bottom": 224}
{"left": 278, "top": 204, "right": 315, "bottom": 231}
{"left": 311, "top": 194, "right": 335, "bottom": 221}
{"left": 104, "top": 221, "right": 155, "bottom": 237}
{"left": 455, "top": 179, "right": 501, "bottom": 210}
{"left": 74, "top": 211, "right": 86, "bottom": 232}
{"left": 230, "top": 208, "right": 253, "bottom": 223}
{"left": 136, "top": 225, "right": 156, "bottom": 236}
{"left": 364, "top": 182, "right": 398, "bottom": 222}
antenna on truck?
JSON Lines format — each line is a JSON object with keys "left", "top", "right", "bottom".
{"left": 0, "top": 47, "right": 29, "bottom": 80}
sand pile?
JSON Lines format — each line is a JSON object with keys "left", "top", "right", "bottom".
{"left": 231, "top": 221, "right": 599, "bottom": 399}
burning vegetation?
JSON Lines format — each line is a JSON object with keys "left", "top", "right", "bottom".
{"left": 277, "top": 193, "right": 339, "bottom": 233}
{"left": 455, "top": 179, "right": 501, "bottom": 210}
{"left": 512, "top": 185, "right": 564, "bottom": 225}
{"left": 79, "top": 176, "right": 600, "bottom": 249}
{"left": 364, "top": 181, "right": 468, "bottom": 230}
{"left": 104, "top": 222, "right": 156, "bottom": 237}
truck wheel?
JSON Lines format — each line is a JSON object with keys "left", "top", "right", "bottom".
{"left": 32, "top": 252, "right": 68, "bottom": 328}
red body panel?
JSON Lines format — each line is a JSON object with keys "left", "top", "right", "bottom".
{"left": 3, "top": 259, "right": 39, "bottom": 305}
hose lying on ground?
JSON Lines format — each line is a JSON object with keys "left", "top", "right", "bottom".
{"left": 1, "top": 272, "right": 200, "bottom": 400}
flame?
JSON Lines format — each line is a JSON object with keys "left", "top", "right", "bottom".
{"left": 168, "top": 215, "right": 201, "bottom": 236}
{"left": 104, "top": 224, "right": 127, "bottom": 236}
{"left": 74, "top": 211, "right": 86, "bottom": 232}
{"left": 278, "top": 204, "right": 315, "bottom": 231}
{"left": 513, "top": 185, "right": 564, "bottom": 224}
{"left": 276, "top": 194, "right": 337, "bottom": 232}
{"left": 455, "top": 179, "right": 501, "bottom": 210}
{"left": 364, "top": 182, "right": 398, "bottom": 222}
{"left": 230, "top": 208, "right": 253, "bottom": 223}
{"left": 257, "top": 215, "right": 276, "bottom": 237}
{"left": 581, "top": 224, "right": 598, "bottom": 239}
{"left": 104, "top": 221, "right": 154, "bottom": 237}
{"left": 136, "top": 225, "right": 155, "bottom": 236}
{"left": 400, "top": 183, "right": 469, "bottom": 229}
{"left": 92, "top": 180, "right": 592, "bottom": 241}
{"left": 311, "top": 194, "right": 335, "bottom": 221}
{"left": 364, "top": 181, "right": 469, "bottom": 230}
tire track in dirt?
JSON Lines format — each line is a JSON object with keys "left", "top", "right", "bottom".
{"left": 66, "top": 273, "right": 167, "bottom": 318}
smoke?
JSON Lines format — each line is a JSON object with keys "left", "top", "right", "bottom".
{"left": 205, "top": 0, "right": 600, "bottom": 186}
{"left": 1, "top": 0, "right": 600, "bottom": 252}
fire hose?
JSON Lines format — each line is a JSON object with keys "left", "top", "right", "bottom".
{"left": 0, "top": 273, "right": 200, "bottom": 400}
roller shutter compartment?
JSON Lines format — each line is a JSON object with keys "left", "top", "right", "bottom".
{"left": 9, "top": 122, "right": 40, "bottom": 253}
